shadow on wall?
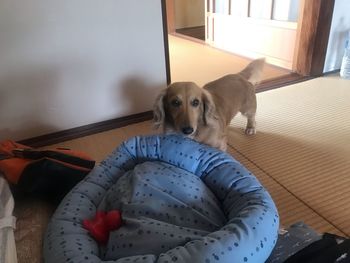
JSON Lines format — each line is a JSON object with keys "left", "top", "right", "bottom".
{"left": 0, "top": 69, "right": 167, "bottom": 142}
{"left": 0, "top": 66, "right": 60, "bottom": 141}
{"left": 118, "top": 76, "right": 165, "bottom": 116}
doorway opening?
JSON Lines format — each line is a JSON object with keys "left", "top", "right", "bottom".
{"left": 163, "top": 0, "right": 335, "bottom": 90}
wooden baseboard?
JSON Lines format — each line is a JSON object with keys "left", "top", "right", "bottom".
{"left": 256, "top": 69, "right": 340, "bottom": 93}
{"left": 19, "top": 111, "right": 153, "bottom": 147}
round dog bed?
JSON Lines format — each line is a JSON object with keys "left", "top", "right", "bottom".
{"left": 43, "top": 134, "right": 279, "bottom": 263}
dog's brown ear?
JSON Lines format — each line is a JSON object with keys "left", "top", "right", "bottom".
{"left": 202, "top": 89, "right": 217, "bottom": 125}
{"left": 153, "top": 89, "right": 167, "bottom": 130}
{"left": 240, "top": 58, "right": 265, "bottom": 85}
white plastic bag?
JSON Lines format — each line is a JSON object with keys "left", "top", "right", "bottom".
{"left": 340, "top": 32, "right": 350, "bottom": 79}
{"left": 0, "top": 175, "right": 17, "bottom": 263}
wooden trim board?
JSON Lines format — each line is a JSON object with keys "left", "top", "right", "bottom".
{"left": 161, "top": 0, "right": 171, "bottom": 85}
{"left": 18, "top": 111, "right": 154, "bottom": 147}
{"left": 256, "top": 73, "right": 313, "bottom": 93}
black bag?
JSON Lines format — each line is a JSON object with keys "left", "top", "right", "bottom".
{"left": 285, "top": 233, "right": 350, "bottom": 263}
{"left": 0, "top": 140, "right": 95, "bottom": 204}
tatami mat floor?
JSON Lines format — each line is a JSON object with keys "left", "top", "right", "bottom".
{"left": 227, "top": 74, "right": 350, "bottom": 236}
{"left": 227, "top": 146, "right": 343, "bottom": 236}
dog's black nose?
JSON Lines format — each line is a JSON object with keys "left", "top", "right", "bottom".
{"left": 182, "top": 127, "right": 194, "bottom": 135}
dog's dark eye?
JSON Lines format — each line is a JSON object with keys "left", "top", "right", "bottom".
{"left": 171, "top": 99, "right": 182, "bottom": 107}
{"left": 191, "top": 99, "right": 200, "bottom": 107}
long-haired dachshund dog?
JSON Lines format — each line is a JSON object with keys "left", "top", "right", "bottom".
{"left": 153, "top": 58, "right": 265, "bottom": 151}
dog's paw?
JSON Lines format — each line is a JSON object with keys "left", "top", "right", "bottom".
{"left": 245, "top": 127, "right": 256, "bottom": 135}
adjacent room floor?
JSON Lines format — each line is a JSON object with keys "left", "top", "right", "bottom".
{"left": 168, "top": 34, "right": 290, "bottom": 86}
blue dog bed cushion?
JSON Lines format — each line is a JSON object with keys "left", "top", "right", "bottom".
{"left": 44, "top": 135, "right": 279, "bottom": 263}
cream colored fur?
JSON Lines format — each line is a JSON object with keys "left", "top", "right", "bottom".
{"left": 153, "top": 58, "right": 265, "bottom": 151}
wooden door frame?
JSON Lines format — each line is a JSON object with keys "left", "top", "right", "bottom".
{"left": 164, "top": 0, "right": 336, "bottom": 77}
{"left": 293, "top": 0, "right": 335, "bottom": 76}
{"left": 161, "top": 0, "right": 171, "bottom": 85}
{"left": 165, "top": 0, "right": 175, "bottom": 34}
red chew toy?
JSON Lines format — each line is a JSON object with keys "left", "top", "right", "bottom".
{"left": 82, "top": 210, "right": 122, "bottom": 244}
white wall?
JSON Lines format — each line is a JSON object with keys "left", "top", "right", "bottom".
{"left": 272, "top": 0, "right": 299, "bottom": 22}
{"left": 206, "top": 0, "right": 298, "bottom": 69}
{"left": 245, "top": 0, "right": 299, "bottom": 21}
{"left": 0, "top": 0, "right": 167, "bottom": 141}
{"left": 175, "top": 0, "right": 205, "bottom": 29}
{"left": 324, "top": 0, "right": 350, "bottom": 73}
{"left": 209, "top": 16, "right": 297, "bottom": 69}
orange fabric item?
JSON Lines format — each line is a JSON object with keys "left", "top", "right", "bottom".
{"left": 0, "top": 140, "right": 32, "bottom": 184}
{"left": 0, "top": 140, "right": 94, "bottom": 184}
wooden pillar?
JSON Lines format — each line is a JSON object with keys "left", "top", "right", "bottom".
{"left": 293, "top": 0, "right": 335, "bottom": 76}
{"left": 161, "top": 0, "right": 171, "bottom": 84}
{"left": 165, "top": 0, "right": 175, "bottom": 33}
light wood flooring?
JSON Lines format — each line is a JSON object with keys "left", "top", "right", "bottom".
{"left": 168, "top": 34, "right": 290, "bottom": 87}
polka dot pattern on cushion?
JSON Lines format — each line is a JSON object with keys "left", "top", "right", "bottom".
{"left": 43, "top": 134, "right": 279, "bottom": 263}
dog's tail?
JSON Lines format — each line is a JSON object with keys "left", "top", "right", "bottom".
{"left": 239, "top": 58, "right": 265, "bottom": 85}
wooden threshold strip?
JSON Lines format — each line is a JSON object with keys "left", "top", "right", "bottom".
{"left": 256, "top": 73, "right": 313, "bottom": 93}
